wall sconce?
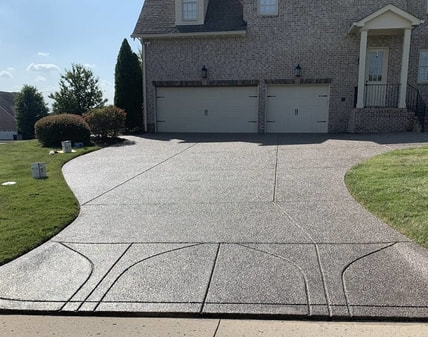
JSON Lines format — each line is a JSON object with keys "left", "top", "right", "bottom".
{"left": 201, "top": 66, "right": 208, "bottom": 79}
{"left": 295, "top": 64, "right": 302, "bottom": 78}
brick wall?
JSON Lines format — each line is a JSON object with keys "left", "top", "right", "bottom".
{"left": 143, "top": 0, "right": 428, "bottom": 133}
{"left": 349, "top": 108, "right": 415, "bottom": 132}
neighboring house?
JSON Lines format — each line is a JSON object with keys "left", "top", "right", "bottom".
{"left": 0, "top": 91, "right": 18, "bottom": 140}
{"left": 132, "top": 0, "right": 428, "bottom": 133}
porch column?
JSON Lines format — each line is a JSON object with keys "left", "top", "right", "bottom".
{"left": 357, "top": 30, "right": 368, "bottom": 108}
{"left": 398, "top": 28, "right": 412, "bottom": 108}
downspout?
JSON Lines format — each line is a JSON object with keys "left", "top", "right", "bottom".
{"left": 141, "top": 38, "right": 148, "bottom": 132}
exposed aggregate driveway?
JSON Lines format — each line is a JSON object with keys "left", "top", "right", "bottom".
{"left": 1, "top": 133, "right": 428, "bottom": 319}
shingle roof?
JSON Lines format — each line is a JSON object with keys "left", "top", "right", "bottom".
{"left": 132, "top": 0, "right": 246, "bottom": 37}
{"left": 0, "top": 91, "right": 17, "bottom": 132}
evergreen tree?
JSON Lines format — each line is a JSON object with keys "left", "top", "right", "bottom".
{"left": 114, "top": 39, "right": 143, "bottom": 132}
{"left": 49, "top": 64, "right": 107, "bottom": 115}
{"left": 15, "top": 85, "right": 48, "bottom": 139}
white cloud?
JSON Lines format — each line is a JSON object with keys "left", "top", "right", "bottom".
{"left": 26, "top": 63, "right": 60, "bottom": 72}
{"left": 37, "top": 52, "right": 50, "bottom": 57}
{"left": 7, "top": 67, "right": 15, "bottom": 72}
{"left": 0, "top": 71, "right": 13, "bottom": 79}
{"left": 84, "top": 64, "right": 96, "bottom": 69}
{"left": 35, "top": 75, "right": 47, "bottom": 82}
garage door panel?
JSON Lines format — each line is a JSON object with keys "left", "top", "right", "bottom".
{"left": 266, "top": 85, "right": 330, "bottom": 133}
{"left": 157, "top": 87, "right": 258, "bottom": 133}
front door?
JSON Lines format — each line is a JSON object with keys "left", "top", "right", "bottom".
{"left": 365, "top": 48, "right": 389, "bottom": 107}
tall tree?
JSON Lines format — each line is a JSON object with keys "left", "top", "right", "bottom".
{"left": 49, "top": 64, "right": 107, "bottom": 115}
{"left": 114, "top": 39, "right": 143, "bottom": 132}
{"left": 15, "top": 85, "right": 48, "bottom": 139}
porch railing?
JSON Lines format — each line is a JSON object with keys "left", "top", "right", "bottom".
{"left": 353, "top": 83, "right": 427, "bottom": 132}
{"left": 354, "top": 83, "right": 400, "bottom": 108}
{"left": 407, "top": 83, "right": 426, "bottom": 132}
{"left": 365, "top": 83, "right": 400, "bottom": 108}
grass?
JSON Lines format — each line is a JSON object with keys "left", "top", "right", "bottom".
{"left": 0, "top": 140, "right": 99, "bottom": 265}
{"left": 345, "top": 146, "right": 428, "bottom": 249}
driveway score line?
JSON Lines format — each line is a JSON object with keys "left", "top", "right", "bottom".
{"left": 272, "top": 136, "right": 279, "bottom": 202}
{"left": 58, "top": 243, "right": 95, "bottom": 312}
{"left": 93, "top": 243, "right": 203, "bottom": 312}
{"left": 200, "top": 243, "right": 221, "bottom": 314}
{"left": 238, "top": 243, "right": 311, "bottom": 316}
{"left": 76, "top": 243, "right": 134, "bottom": 312}
{"left": 273, "top": 202, "right": 332, "bottom": 317}
{"left": 341, "top": 242, "right": 397, "bottom": 317}
{"left": 81, "top": 142, "right": 199, "bottom": 206}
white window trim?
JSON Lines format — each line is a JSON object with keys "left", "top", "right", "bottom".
{"left": 258, "top": 0, "right": 278, "bottom": 16}
{"left": 182, "top": 0, "right": 198, "bottom": 21}
{"left": 418, "top": 49, "right": 428, "bottom": 83}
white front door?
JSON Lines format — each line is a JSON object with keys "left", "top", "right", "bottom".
{"left": 365, "top": 48, "right": 389, "bottom": 107}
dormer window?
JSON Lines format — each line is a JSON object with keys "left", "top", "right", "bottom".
{"left": 259, "top": 0, "right": 278, "bottom": 16}
{"left": 175, "top": 0, "right": 207, "bottom": 26}
{"left": 183, "top": 0, "right": 198, "bottom": 21}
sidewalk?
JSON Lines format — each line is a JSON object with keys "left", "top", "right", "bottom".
{"left": 1, "top": 316, "right": 428, "bottom": 337}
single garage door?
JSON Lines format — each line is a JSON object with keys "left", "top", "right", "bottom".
{"left": 266, "top": 85, "right": 330, "bottom": 133}
{"left": 156, "top": 87, "right": 258, "bottom": 133}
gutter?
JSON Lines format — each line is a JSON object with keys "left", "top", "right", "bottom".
{"left": 141, "top": 39, "right": 148, "bottom": 133}
{"left": 132, "top": 30, "right": 247, "bottom": 40}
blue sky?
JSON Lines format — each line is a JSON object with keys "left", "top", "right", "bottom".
{"left": 0, "top": 0, "right": 144, "bottom": 107}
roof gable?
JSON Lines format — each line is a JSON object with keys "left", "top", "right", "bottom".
{"left": 132, "top": 0, "right": 246, "bottom": 38}
{"left": 349, "top": 4, "right": 424, "bottom": 33}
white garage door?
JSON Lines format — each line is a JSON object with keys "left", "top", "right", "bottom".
{"left": 156, "top": 87, "right": 258, "bottom": 133}
{"left": 266, "top": 85, "right": 330, "bottom": 133}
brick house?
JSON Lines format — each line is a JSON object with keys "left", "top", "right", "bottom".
{"left": 132, "top": 0, "right": 428, "bottom": 133}
{"left": 0, "top": 91, "right": 18, "bottom": 140}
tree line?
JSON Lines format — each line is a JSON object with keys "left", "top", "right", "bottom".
{"left": 16, "top": 39, "right": 142, "bottom": 139}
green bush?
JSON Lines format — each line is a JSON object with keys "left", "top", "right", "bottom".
{"left": 83, "top": 106, "right": 126, "bottom": 139}
{"left": 35, "top": 114, "right": 91, "bottom": 147}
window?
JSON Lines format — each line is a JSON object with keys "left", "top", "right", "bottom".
{"left": 259, "top": 0, "right": 278, "bottom": 15}
{"left": 183, "top": 0, "right": 197, "bottom": 21}
{"left": 418, "top": 50, "right": 428, "bottom": 83}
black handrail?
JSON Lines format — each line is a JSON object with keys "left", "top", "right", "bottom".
{"left": 407, "top": 83, "right": 426, "bottom": 132}
{"left": 364, "top": 83, "right": 400, "bottom": 108}
{"left": 353, "top": 84, "right": 401, "bottom": 108}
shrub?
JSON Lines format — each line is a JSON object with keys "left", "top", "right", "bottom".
{"left": 35, "top": 114, "right": 91, "bottom": 147}
{"left": 83, "top": 106, "right": 126, "bottom": 139}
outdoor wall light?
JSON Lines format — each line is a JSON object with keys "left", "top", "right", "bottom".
{"left": 295, "top": 64, "right": 302, "bottom": 78}
{"left": 201, "top": 66, "right": 208, "bottom": 79}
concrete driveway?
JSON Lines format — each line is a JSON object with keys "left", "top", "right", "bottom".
{"left": 0, "top": 133, "right": 427, "bottom": 319}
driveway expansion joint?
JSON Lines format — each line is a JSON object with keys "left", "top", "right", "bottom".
{"left": 200, "top": 244, "right": 221, "bottom": 313}
{"left": 81, "top": 142, "right": 199, "bottom": 206}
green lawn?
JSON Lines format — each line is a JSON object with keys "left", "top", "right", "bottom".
{"left": 0, "top": 140, "right": 98, "bottom": 265}
{"left": 345, "top": 146, "right": 428, "bottom": 249}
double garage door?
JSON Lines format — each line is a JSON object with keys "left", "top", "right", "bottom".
{"left": 156, "top": 87, "right": 258, "bottom": 133}
{"left": 156, "top": 85, "right": 329, "bottom": 133}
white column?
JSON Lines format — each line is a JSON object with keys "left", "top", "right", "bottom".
{"left": 357, "top": 30, "right": 368, "bottom": 108}
{"left": 399, "top": 28, "right": 412, "bottom": 108}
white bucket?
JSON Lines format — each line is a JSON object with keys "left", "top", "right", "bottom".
{"left": 61, "top": 140, "right": 72, "bottom": 153}
{"left": 31, "top": 162, "right": 46, "bottom": 179}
